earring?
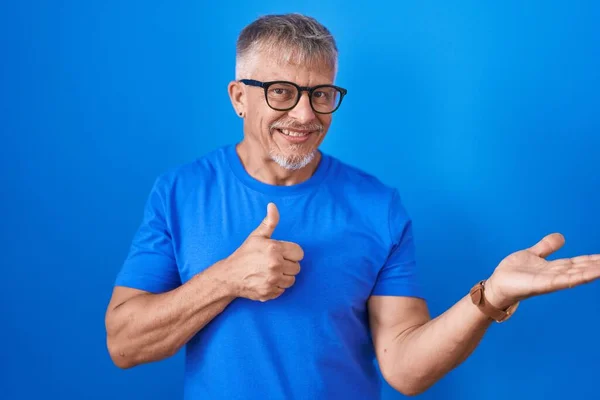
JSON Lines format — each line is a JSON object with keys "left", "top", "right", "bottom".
{"left": 239, "top": 112, "right": 243, "bottom": 117}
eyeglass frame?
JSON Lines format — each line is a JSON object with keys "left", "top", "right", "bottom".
{"left": 239, "top": 79, "right": 348, "bottom": 114}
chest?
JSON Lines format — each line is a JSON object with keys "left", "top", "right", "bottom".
{"left": 169, "top": 194, "right": 390, "bottom": 316}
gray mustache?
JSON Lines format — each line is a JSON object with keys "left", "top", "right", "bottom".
{"left": 271, "top": 122, "right": 323, "bottom": 132}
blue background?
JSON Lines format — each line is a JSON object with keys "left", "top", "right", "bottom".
{"left": 1, "top": 1, "right": 599, "bottom": 399}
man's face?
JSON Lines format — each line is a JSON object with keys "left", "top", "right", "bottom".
{"left": 242, "top": 51, "right": 336, "bottom": 170}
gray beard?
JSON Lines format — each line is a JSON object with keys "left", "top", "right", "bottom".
{"left": 269, "top": 148, "right": 317, "bottom": 171}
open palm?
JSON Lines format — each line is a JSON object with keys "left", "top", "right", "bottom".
{"left": 485, "top": 233, "right": 600, "bottom": 309}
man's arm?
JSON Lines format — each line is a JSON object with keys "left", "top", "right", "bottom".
{"left": 370, "top": 233, "right": 600, "bottom": 396}
{"left": 106, "top": 202, "right": 303, "bottom": 369}
{"left": 368, "top": 294, "right": 492, "bottom": 396}
{"left": 105, "top": 260, "right": 235, "bottom": 369}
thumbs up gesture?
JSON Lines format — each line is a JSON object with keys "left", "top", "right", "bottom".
{"left": 224, "top": 203, "right": 304, "bottom": 302}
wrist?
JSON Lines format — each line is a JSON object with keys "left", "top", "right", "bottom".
{"left": 483, "top": 278, "right": 514, "bottom": 310}
{"left": 470, "top": 279, "right": 521, "bottom": 323}
{"left": 209, "top": 258, "right": 241, "bottom": 298}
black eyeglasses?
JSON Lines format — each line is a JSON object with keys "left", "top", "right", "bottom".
{"left": 239, "top": 79, "right": 347, "bottom": 114}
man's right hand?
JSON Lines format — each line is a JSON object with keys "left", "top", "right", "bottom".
{"left": 223, "top": 202, "right": 304, "bottom": 302}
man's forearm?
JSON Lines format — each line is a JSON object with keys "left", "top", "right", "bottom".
{"left": 106, "top": 260, "right": 235, "bottom": 368}
{"left": 385, "top": 294, "right": 494, "bottom": 395}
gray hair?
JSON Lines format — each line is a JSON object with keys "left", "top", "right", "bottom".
{"left": 235, "top": 13, "right": 338, "bottom": 79}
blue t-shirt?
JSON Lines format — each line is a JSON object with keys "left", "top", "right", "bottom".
{"left": 115, "top": 143, "right": 423, "bottom": 399}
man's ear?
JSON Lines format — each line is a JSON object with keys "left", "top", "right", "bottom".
{"left": 228, "top": 81, "right": 245, "bottom": 117}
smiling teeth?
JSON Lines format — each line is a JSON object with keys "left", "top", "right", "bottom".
{"left": 280, "top": 129, "right": 309, "bottom": 137}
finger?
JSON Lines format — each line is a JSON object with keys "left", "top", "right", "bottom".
{"left": 281, "top": 260, "right": 301, "bottom": 276}
{"left": 529, "top": 261, "right": 600, "bottom": 295}
{"left": 260, "top": 287, "right": 285, "bottom": 302}
{"left": 580, "top": 262, "right": 600, "bottom": 283}
{"left": 278, "top": 240, "right": 304, "bottom": 261}
{"left": 544, "top": 255, "right": 600, "bottom": 274}
{"left": 270, "top": 287, "right": 286, "bottom": 300}
{"left": 277, "top": 274, "right": 296, "bottom": 289}
{"left": 567, "top": 267, "right": 600, "bottom": 283}
{"left": 550, "top": 258, "right": 600, "bottom": 272}
{"left": 562, "top": 263, "right": 600, "bottom": 288}
{"left": 570, "top": 254, "right": 600, "bottom": 264}
{"left": 249, "top": 203, "right": 279, "bottom": 238}
{"left": 528, "top": 233, "right": 565, "bottom": 258}
{"left": 543, "top": 261, "right": 600, "bottom": 292}
{"left": 567, "top": 260, "right": 600, "bottom": 276}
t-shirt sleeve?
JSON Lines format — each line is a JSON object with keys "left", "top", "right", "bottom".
{"left": 114, "top": 176, "right": 182, "bottom": 293}
{"left": 371, "top": 189, "right": 424, "bottom": 298}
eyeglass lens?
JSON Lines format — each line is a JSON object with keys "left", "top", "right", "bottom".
{"left": 266, "top": 83, "right": 341, "bottom": 113}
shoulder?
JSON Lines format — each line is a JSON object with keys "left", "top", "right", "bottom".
{"left": 151, "top": 145, "right": 230, "bottom": 192}
{"left": 324, "top": 153, "right": 411, "bottom": 242}
{"left": 326, "top": 153, "right": 401, "bottom": 204}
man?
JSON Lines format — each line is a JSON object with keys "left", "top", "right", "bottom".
{"left": 105, "top": 13, "right": 600, "bottom": 399}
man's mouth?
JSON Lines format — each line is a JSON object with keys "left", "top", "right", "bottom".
{"left": 274, "top": 128, "right": 315, "bottom": 143}
{"left": 276, "top": 128, "right": 313, "bottom": 137}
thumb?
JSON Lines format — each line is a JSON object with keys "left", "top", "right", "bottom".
{"left": 250, "top": 202, "right": 279, "bottom": 238}
{"left": 528, "top": 233, "right": 565, "bottom": 258}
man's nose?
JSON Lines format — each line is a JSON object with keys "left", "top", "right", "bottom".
{"left": 288, "top": 92, "right": 316, "bottom": 124}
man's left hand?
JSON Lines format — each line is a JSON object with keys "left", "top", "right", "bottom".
{"left": 484, "top": 233, "right": 600, "bottom": 310}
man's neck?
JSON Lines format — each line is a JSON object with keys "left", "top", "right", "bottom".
{"left": 235, "top": 140, "right": 321, "bottom": 186}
